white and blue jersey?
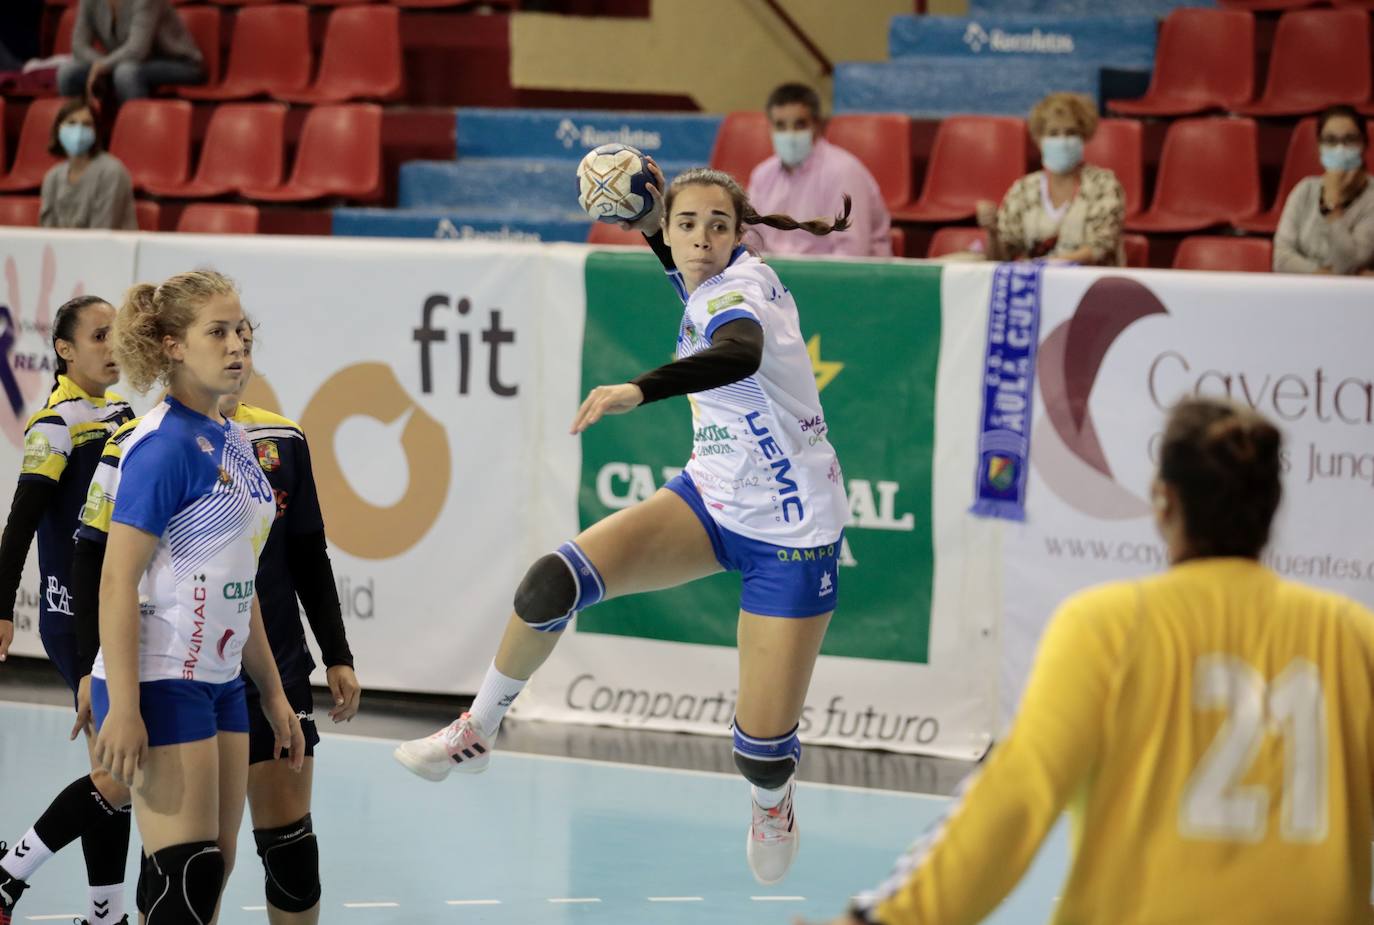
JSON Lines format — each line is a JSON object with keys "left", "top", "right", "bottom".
{"left": 669, "top": 246, "right": 847, "bottom": 550}
{"left": 91, "top": 398, "right": 276, "bottom": 685}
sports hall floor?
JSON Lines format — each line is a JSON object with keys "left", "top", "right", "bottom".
{"left": 0, "top": 659, "right": 1068, "bottom": 923}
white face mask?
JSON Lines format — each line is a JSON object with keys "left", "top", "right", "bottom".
{"left": 771, "top": 129, "right": 814, "bottom": 168}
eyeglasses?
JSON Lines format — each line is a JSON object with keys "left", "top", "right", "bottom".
{"left": 1320, "top": 135, "right": 1363, "bottom": 146}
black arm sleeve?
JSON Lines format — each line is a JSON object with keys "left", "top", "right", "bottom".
{"left": 286, "top": 529, "right": 353, "bottom": 669}
{"left": 631, "top": 317, "right": 763, "bottom": 405}
{"left": 72, "top": 536, "right": 105, "bottom": 677}
{"left": 0, "top": 479, "right": 56, "bottom": 620}
{"left": 645, "top": 230, "right": 677, "bottom": 272}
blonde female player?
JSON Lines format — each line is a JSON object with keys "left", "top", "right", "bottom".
{"left": 73, "top": 326, "right": 360, "bottom": 923}
{"left": 0, "top": 295, "right": 135, "bottom": 925}
{"left": 398, "top": 162, "right": 852, "bottom": 885}
{"left": 807, "top": 398, "right": 1374, "bottom": 925}
{"left": 89, "top": 271, "right": 304, "bottom": 923}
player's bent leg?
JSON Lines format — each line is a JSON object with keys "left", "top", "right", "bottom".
{"left": 248, "top": 758, "right": 319, "bottom": 925}
{"left": 397, "top": 488, "right": 722, "bottom": 782}
{"left": 734, "top": 609, "right": 832, "bottom": 886}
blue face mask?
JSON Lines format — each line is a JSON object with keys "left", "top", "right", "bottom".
{"left": 59, "top": 123, "right": 96, "bottom": 158}
{"left": 1040, "top": 135, "right": 1084, "bottom": 175}
{"left": 1319, "top": 144, "right": 1364, "bottom": 173}
{"left": 771, "top": 130, "right": 814, "bottom": 168}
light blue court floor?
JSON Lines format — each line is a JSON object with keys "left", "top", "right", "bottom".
{"left": 0, "top": 701, "right": 1068, "bottom": 924}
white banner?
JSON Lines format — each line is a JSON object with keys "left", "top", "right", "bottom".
{"left": 133, "top": 235, "right": 587, "bottom": 693}
{"left": 939, "top": 264, "right": 1374, "bottom": 720}
{"left": 0, "top": 231, "right": 139, "bottom": 659}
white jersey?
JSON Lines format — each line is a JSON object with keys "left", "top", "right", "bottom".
{"left": 672, "top": 248, "right": 846, "bottom": 548}
{"left": 92, "top": 398, "right": 276, "bottom": 684}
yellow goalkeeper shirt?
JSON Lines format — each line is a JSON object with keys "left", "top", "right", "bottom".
{"left": 862, "top": 557, "right": 1374, "bottom": 925}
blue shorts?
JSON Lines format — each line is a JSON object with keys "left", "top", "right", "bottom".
{"left": 39, "top": 628, "right": 81, "bottom": 698}
{"left": 91, "top": 675, "right": 250, "bottom": 748}
{"left": 665, "top": 472, "right": 841, "bottom": 618}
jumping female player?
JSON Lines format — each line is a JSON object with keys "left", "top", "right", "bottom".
{"left": 72, "top": 325, "right": 360, "bottom": 923}
{"left": 89, "top": 270, "right": 304, "bottom": 924}
{"left": 0, "top": 295, "right": 135, "bottom": 925}
{"left": 397, "top": 161, "right": 851, "bottom": 885}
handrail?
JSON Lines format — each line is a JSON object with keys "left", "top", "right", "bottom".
{"left": 758, "top": 0, "right": 833, "bottom": 77}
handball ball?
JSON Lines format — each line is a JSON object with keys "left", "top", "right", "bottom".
{"left": 576, "top": 143, "right": 654, "bottom": 224}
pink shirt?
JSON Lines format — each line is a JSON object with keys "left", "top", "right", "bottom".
{"left": 746, "top": 138, "right": 891, "bottom": 258}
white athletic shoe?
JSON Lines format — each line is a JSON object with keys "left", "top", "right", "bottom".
{"left": 746, "top": 781, "right": 799, "bottom": 885}
{"left": 393, "top": 713, "right": 495, "bottom": 781}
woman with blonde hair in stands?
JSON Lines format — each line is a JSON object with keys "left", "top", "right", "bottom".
{"left": 974, "top": 91, "right": 1126, "bottom": 266}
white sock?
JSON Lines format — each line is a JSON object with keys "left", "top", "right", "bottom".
{"left": 89, "top": 883, "right": 124, "bottom": 923}
{"left": 752, "top": 782, "right": 790, "bottom": 810}
{"left": 0, "top": 828, "right": 53, "bottom": 881}
{"left": 468, "top": 663, "right": 527, "bottom": 734}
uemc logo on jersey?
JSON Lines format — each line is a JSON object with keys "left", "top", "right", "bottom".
{"left": 745, "top": 411, "right": 804, "bottom": 523}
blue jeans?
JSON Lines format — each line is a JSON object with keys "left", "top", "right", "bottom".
{"left": 57, "top": 58, "right": 204, "bottom": 103}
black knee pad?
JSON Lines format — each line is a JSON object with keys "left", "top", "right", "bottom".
{"left": 144, "top": 841, "right": 224, "bottom": 924}
{"left": 253, "top": 814, "right": 320, "bottom": 913}
{"left": 513, "top": 552, "right": 578, "bottom": 629}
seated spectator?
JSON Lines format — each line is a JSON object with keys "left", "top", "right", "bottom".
{"left": 40, "top": 98, "right": 137, "bottom": 230}
{"left": 976, "top": 92, "right": 1124, "bottom": 266}
{"left": 57, "top": 0, "right": 203, "bottom": 105}
{"left": 747, "top": 83, "right": 890, "bottom": 258}
{"left": 1274, "top": 105, "right": 1374, "bottom": 275}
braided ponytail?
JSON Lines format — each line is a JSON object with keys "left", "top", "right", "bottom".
{"left": 666, "top": 167, "right": 852, "bottom": 239}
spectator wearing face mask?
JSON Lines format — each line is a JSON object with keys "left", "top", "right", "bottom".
{"left": 975, "top": 92, "right": 1125, "bottom": 266}
{"left": 39, "top": 98, "right": 137, "bottom": 231}
{"left": 1274, "top": 105, "right": 1374, "bottom": 275}
{"left": 746, "top": 83, "right": 890, "bottom": 257}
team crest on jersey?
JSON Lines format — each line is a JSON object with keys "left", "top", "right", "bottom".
{"left": 196, "top": 435, "right": 215, "bottom": 456}
{"left": 256, "top": 440, "right": 281, "bottom": 472}
{"left": 217, "top": 467, "right": 232, "bottom": 486}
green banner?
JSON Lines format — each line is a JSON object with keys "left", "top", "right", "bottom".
{"left": 578, "top": 252, "right": 941, "bottom": 663}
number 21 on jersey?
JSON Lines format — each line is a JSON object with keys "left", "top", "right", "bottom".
{"left": 1179, "top": 655, "right": 1328, "bottom": 844}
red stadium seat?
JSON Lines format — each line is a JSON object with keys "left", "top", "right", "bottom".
{"left": 109, "top": 100, "right": 193, "bottom": 192}
{"left": 54, "top": 5, "right": 77, "bottom": 54}
{"left": 242, "top": 103, "right": 381, "bottom": 202}
{"left": 182, "top": 6, "right": 310, "bottom": 101}
{"left": 1236, "top": 10, "right": 1372, "bottom": 116}
{"left": 0, "top": 100, "right": 6, "bottom": 176}
{"left": 274, "top": 7, "right": 402, "bottom": 103}
{"left": 0, "top": 197, "right": 41, "bottom": 227}
{"left": 1126, "top": 118, "right": 1261, "bottom": 234}
{"left": 824, "top": 114, "right": 913, "bottom": 212}
{"left": 1235, "top": 117, "right": 1322, "bottom": 234}
{"left": 135, "top": 200, "right": 161, "bottom": 232}
{"left": 926, "top": 226, "right": 987, "bottom": 258}
{"left": 710, "top": 111, "right": 772, "bottom": 187}
{"left": 1123, "top": 233, "right": 1150, "bottom": 269}
{"left": 1332, "top": 0, "right": 1374, "bottom": 8}
{"left": 176, "top": 7, "right": 222, "bottom": 91}
{"left": 1218, "top": 0, "right": 1320, "bottom": 8}
{"left": 1085, "top": 118, "right": 1143, "bottom": 218}
{"left": 1173, "top": 236, "right": 1273, "bottom": 272}
{"left": 0, "top": 99, "right": 64, "bottom": 193}
{"left": 177, "top": 203, "right": 261, "bottom": 234}
{"left": 586, "top": 222, "right": 647, "bottom": 246}
{"left": 1109, "top": 10, "right": 1255, "bottom": 117}
{"left": 206, "top": 0, "right": 278, "bottom": 5}
{"left": 301, "top": 0, "right": 372, "bottom": 6}
{"left": 145, "top": 104, "right": 286, "bottom": 198}
{"left": 888, "top": 226, "right": 906, "bottom": 257}
{"left": 895, "top": 116, "right": 1027, "bottom": 223}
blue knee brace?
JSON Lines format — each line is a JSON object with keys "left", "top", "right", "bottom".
{"left": 732, "top": 723, "right": 801, "bottom": 790}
